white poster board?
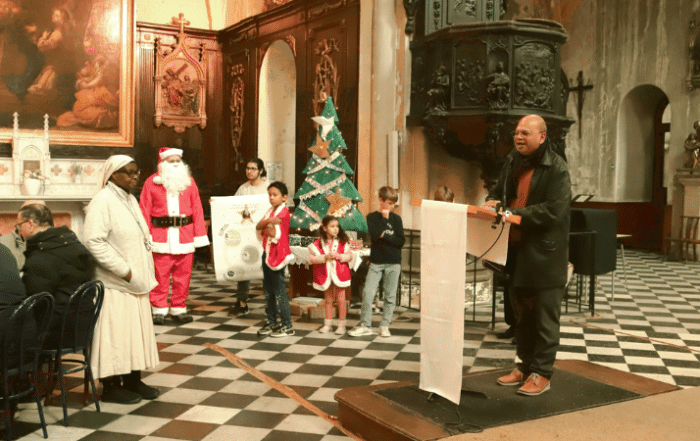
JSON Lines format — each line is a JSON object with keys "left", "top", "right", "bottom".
{"left": 210, "top": 194, "right": 270, "bottom": 282}
{"left": 466, "top": 215, "right": 510, "bottom": 265}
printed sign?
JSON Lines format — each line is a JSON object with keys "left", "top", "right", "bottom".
{"left": 211, "top": 194, "right": 270, "bottom": 282}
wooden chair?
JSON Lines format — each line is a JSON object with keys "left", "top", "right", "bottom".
{"left": 664, "top": 216, "right": 700, "bottom": 262}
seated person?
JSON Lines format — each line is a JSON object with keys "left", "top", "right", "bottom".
{"left": 0, "top": 227, "right": 25, "bottom": 271}
{"left": 0, "top": 200, "right": 45, "bottom": 270}
{"left": 18, "top": 204, "right": 95, "bottom": 348}
{"left": 0, "top": 243, "right": 26, "bottom": 322}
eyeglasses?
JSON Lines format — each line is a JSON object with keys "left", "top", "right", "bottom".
{"left": 246, "top": 167, "right": 258, "bottom": 171}
{"left": 117, "top": 169, "right": 141, "bottom": 177}
{"left": 512, "top": 130, "right": 542, "bottom": 137}
{"left": 14, "top": 219, "right": 29, "bottom": 229}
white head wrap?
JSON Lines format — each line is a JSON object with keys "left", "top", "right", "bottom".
{"left": 102, "top": 155, "right": 135, "bottom": 188}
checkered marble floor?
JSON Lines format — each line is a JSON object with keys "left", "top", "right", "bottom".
{"left": 10, "top": 249, "right": 700, "bottom": 440}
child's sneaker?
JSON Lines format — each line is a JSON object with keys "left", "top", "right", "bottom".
{"left": 348, "top": 324, "right": 373, "bottom": 337}
{"left": 270, "top": 325, "right": 295, "bottom": 338}
{"left": 258, "top": 323, "right": 281, "bottom": 335}
{"left": 229, "top": 301, "right": 249, "bottom": 317}
{"left": 319, "top": 319, "right": 333, "bottom": 333}
{"left": 335, "top": 320, "right": 346, "bottom": 335}
{"left": 379, "top": 326, "right": 391, "bottom": 337}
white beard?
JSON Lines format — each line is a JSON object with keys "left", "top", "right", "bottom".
{"left": 159, "top": 161, "right": 191, "bottom": 194}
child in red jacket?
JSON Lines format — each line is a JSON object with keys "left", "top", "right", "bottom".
{"left": 308, "top": 215, "right": 353, "bottom": 334}
{"left": 256, "top": 182, "right": 295, "bottom": 337}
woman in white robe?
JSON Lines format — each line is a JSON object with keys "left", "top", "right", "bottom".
{"left": 83, "top": 155, "right": 160, "bottom": 404}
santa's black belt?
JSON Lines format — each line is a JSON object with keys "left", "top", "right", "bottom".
{"left": 151, "top": 215, "right": 193, "bottom": 228}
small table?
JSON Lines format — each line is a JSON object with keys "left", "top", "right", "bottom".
{"left": 611, "top": 234, "right": 632, "bottom": 301}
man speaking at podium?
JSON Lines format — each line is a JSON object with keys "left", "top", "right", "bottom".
{"left": 483, "top": 114, "right": 571, "bottom": 396}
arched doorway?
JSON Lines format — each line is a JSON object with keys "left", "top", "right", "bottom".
{"left": 258, "top": 40, "right": 297, "bottom": 191}
{"left": 615, "top": 85, "right": 669, "bottom": 249}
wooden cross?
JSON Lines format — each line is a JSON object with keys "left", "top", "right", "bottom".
{"left": 569, "top": 71, "right": 593, "bottom": 139}
{"left": 172, "top": 13, "right": 190, "bottom": 37}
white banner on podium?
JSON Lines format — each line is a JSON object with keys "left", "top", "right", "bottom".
{"left": 211, "top": 195, "right": 270, "bottom": 282}
{"left": 419, "top": 200, "right": 468, "bottom": 405}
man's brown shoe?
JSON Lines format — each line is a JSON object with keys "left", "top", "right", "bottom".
{"left": 517, "top": 373, "right": 550, "bottom": 396}
{"left": 496, "top": 369, "right": 525, "bottom": 386}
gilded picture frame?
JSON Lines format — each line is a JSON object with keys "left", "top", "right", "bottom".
{"left": 0, "top": 0, "right": 134, "bottom": 147}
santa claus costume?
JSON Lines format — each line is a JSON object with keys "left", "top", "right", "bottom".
{"left": 139, "top": 147, "right": 209, "bottom": 323}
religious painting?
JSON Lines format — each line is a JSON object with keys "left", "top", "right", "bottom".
{"left": 0, "top": 0, "right": 133, "bottom": 147}
{"left": 154, "top": 14, "right": 206, "bottom": 134}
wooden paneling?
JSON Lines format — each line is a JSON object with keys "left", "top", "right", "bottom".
{"left": 573, "top": 202, "right": 668, "bottom": 250}
{"left": 221, "top": 0, "right": 360, "bottom": 193}
{"left": 135, "top": 24, "right": 223, "bottom": 211}
{"left": 0, "top": 1, "right": 361, "bottom": 216}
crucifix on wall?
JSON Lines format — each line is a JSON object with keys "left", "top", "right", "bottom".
{"left": 569, "top": 71, "right": 593, "bottom": 139}
{"left": 154, "top": 13, "right": 207, "bottom": 133}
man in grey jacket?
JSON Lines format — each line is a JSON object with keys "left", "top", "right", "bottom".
{"left": 484, "top": 115, "right": 571, "bottom": 396}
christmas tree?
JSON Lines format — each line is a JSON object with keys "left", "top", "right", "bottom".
{"left": 290, "top": 97, "right": 368, "bottom": 232}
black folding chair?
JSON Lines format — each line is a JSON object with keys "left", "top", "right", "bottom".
{"left": 40, "top": 280, "right": 104, "bottom": 427}
{"left": 1, "top": 292, "right": 54, "bottom": 440}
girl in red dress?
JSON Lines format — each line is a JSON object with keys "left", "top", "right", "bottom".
{"left": 308, "top": 215, "right": 353, "bottom": 334}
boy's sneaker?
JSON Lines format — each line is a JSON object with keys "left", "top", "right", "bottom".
{"left": 379, "top": 326, "right": 391, "bottom": 337}
{"left": 229, "top": 301, "right": 249, "bottom": 317}
{"left": 270, "top": 325, "right": 295, "bottom": 338}
{"left": 258, "top": 323, "right": 281, "bottom": 335}
{"left": 348, "top": 324, "right": 373, "bottom": 337}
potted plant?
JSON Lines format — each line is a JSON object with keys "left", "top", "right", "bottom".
{"left": 23, "top": 169, "right": 45, "bottom": 195}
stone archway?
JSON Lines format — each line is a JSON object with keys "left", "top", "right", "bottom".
{"left": 257, "top": 40, "right": 296, "bottom": 190}
{"left": 614, "top": 85, "right": 670, "bottom": 249}
{"left": 615, "top": 85, "right": 669, "bottom": 202}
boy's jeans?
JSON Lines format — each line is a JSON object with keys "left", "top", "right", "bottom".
{"left": 359, "top": 263, "right": 401, "bottom": 327}
{"left": 262, "top": 253, "right": 291, "bottom": 328}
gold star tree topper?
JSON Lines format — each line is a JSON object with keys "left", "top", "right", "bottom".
{"left": 308, "top": 133, "right": 331, "bottom": 159}
{"left": 325, "top": 187, "right": 351, "bottom": 216}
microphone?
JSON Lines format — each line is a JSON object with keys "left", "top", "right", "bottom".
{"left": 492, "top": 202, "right": 503, "bottom": 229}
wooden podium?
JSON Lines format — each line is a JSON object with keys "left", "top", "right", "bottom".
{"left": 414, "top": 199, "right": 520, "bottom": 405}
{"left": 411, "top": 199, "right": 521, "bottom": 225}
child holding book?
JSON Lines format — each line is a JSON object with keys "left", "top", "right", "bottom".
{"left": 308, "top": 215, "right": 353, "bottom": 335}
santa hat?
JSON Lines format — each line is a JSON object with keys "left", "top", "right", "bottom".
{"left": 159, "top": 147, "right": 183, "bottom": 162}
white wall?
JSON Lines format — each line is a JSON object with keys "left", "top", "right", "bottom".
{"left": 135, "top": 0, "right": 228, "bottom": 29}
{"left": 258, "top": 40, "right": 297, "bottom": 191}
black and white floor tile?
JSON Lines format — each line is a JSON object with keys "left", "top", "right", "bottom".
{"left": 10, "top": 249, "right": 700, "bottom": 440}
